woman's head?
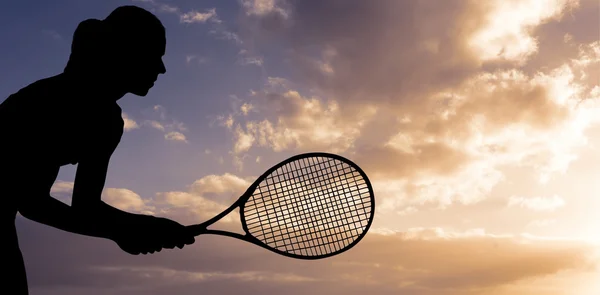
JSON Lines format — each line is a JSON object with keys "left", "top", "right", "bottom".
{"left": 65, "top": 6, "right": 167, "bottom": 97}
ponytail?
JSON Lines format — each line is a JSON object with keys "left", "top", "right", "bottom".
{"left": 64, "top": 18, "right": 108, "bottom": 74}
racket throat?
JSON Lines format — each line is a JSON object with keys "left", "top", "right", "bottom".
{"left": 187, "top": 224, "right": 208, "bottom": 236}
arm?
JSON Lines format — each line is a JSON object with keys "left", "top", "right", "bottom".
{"left": 19, "top": 113, "right": 193, "bottom": 253}
{"left": 17, "top": 162, "right": 129, "bottom": 240}
{"left": 69, "top": 112, "right": 137, "bottom": 230}
{"left": 20, "top": 120, "right": 135, "bottom": 240}
{"left": 71, "top": 150, "right": 140, "bottom": 238}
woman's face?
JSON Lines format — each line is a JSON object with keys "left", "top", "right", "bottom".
{"left": 115, "top": 28, "right": 167, "bottom": 97}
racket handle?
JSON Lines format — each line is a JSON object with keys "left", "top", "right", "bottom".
{"left": 186, "top": 224, "right": 208, "bottom": 236}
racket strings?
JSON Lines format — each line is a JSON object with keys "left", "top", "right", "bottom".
{"left": 247, "top": 159, "right": 356, "bottom": 229}
{"left": 245, "top": 186, "right": 371, "bottom": 249}
{"left": 246, "top": 160, "right": 350, "bottom": 238}
{"left": 296, "top": 159, "right": 370, "bottom": 252}
{"left": 245, "top": 184, "right": 370, "bottom": 237}
{"left": 280, "top": 159, "right": 370, "bottom": 254}
{"left": 243, "top": 156, "right": 372, "bottom": 257}
{"left": 243, "top": 176, "right": 367, "bottom": 223}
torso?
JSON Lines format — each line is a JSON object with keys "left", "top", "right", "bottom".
{"left": 1, "top": 74, "right": 124, "bottom": 166}
{"left": 0, "top": 74, "right": 124, "bottom": 212}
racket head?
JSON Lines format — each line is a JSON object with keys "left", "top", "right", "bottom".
{"left": 239, "top": 152, "right": 375, "bottom": 260}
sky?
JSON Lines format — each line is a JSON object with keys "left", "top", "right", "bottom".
{"left": 1, "top": 0, "right": 600, "bottom": 294}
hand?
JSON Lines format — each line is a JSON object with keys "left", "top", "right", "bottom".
{"left": 112, "top": 215, "right": 195, "bottom": 255}
{"left": 151, "top": 216, "right": 196, "bottom": 250}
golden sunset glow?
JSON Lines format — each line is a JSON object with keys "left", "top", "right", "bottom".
{"left": 3, "top": 0, "right": 599, "bottom": 294}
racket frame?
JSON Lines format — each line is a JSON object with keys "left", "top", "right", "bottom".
{"left": 186, "top": 152, "right": 375, "bottom": 260}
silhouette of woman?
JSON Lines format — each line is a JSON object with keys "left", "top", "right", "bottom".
{"left": 0, "top": 6, "right": 195, "bottom": 294}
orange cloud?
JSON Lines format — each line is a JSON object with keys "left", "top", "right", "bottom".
{"left": 34, "top": 1, "right": 600, "bottom": 294}
{"left": 224, "top": 6, "right": 599, "bottom": 215}
{"left": 19, "top": 220, "right": 598, "bottom": 295}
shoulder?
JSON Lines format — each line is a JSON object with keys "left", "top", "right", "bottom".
{"left": 1, "top": 75, "right": 65, "bottom": 111}
{"left": 0, "top": 75, "right": 68, "bottom": 138}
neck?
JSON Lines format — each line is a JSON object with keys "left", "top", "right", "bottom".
{"left": 60, "top": 71, "right": 127, "bottom": 102}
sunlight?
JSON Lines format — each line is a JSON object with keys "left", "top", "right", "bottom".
{"left": 4, "top": 0, "right": 600, "bottom": 294}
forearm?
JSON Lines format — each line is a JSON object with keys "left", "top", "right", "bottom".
{"left": 19, "top": 195, "right": 133, "bottom": 240}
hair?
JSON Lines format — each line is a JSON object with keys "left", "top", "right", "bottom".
{"left": 64, "top": 5, "right": 165, "bottom": 75}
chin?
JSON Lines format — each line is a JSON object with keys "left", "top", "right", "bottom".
{"left": 130, "top": 87, "right": 151, "bottom": 97}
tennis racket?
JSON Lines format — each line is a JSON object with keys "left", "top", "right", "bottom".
{"left": 186, "top": 152, "right": 375, "bottom": 260}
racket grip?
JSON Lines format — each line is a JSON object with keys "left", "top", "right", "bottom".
{"left": 186, "top": 224, "right": 208, "bottom": 236}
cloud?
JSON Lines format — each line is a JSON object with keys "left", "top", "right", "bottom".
{"left": 49, "top": 172, "right": 254, "bottom": 224}
{"left": 142, "top": 105, "right": 189, "bottom": 143}
{"left": 132, "top": 0, "right": 246, "bottom": 50}
{"left": 134, "top": 0, "right": 265, "bottom": 69}
{"left": 102, "top": 188, "right": 154, "bottom": 214}
{"left": 153, "top": 191, "right": 233, "bottom": 224}
{"left": 118, "top": 105, "right": 188, "bottom": 142}
{"left": 235, "top": 49, "right": 265, "bottom": 69}
{"left": 468, "top": 0, "right": 580, "bottom": 64}
{"left": 180, "top": 8, "right": 220, "bottom": 24}
{"left": 17, "top": 221, "right": 599, "bottom": 295}
{"left": 164, "top": 131, "right": 187, "bottom": 143}
{"left": 188, "top": 173, "right": 251, "bottom": 195}
{"left": 50, "top": 182, "right": 154, "bottom": 214}
{"left": 225, "top": 0, "right": 600, "bottom": 212}
{"left": 38, "top": 1, "right": 599, "bottom": 294}
{"left": 238, "top": 54, "right": 264, "bottom": 67}
{"left": 220, "top": 49, "right": 599, "bottom": 208}
{"left": 214, "top": 96, "right": 258, "bottom": 130}
{"left": 225, "top": 82, "right": 376, "bottom": 155}
{"left": 36, "top": 150, "right": 600, "bottom": 295}
{"left": 213, "top": 29, "right": 243, "bottom": 45}
{"left": 50, "top": 180, "right": 74, "bottom": 194}
{"left": 186, "top": 55, "right": 209, "bottom": 65}
{"left": 240, "top": 103, "right": 254, "bottom": 115}
{"left": 153, "top": 173, "right": 254, "bottom": 224}
{"left": 42, "top": 29, "right": 62, "bottom": 41}
{"left": 241, "top": 0, "right": 290, "bottom": 18}
{"left": 527, "top": 219, "right": 557, "bottom": 228}
{"left": 243, "top": 0, "right": 580, "bottom": 104}
{"left": 122, "top": 113, "right": 139, "bottom": 131}
{"left": 132, "top": 0, "right": 219, "bottom": 24}
{"left": 508, "top": 195, "right": 566, "bottom": 212}
{"left": 146, "top": 120, "right": 165, "bottom": 131}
